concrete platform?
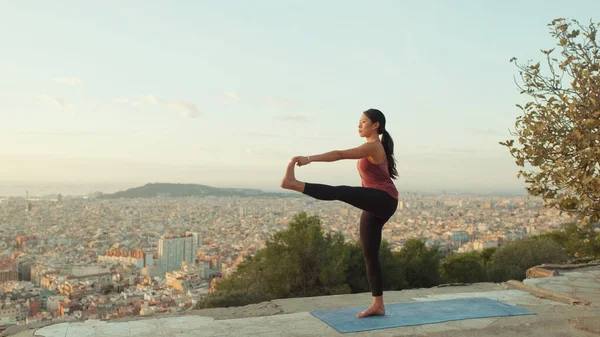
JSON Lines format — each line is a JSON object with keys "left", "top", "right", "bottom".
{"left": 523, "top": 265, "right": 600, "bottom": 305}
{"left": 5, "top": 265, "right": 600, "bottom": 337}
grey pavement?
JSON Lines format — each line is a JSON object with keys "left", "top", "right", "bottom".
{"left": 5, "top": 266, "right": 600, "bottom": 337}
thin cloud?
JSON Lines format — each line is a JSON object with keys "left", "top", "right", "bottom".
{"left": 141, "top": 95, "right": 160, "bottom": 105}
{"left": 165, "top": 101, "right": 200, "bottom": 119}
{"left": 113, "top": 98, "right": 142, "bottom": 107}
{"left": 113, "top": 95, "right": 200, "bottom": 119}
{"left": 267, "top": 96, "right": 294, "bottom": 108}
{"left": 278, "top": 114, "right": 307, "bottom": 122}
{"left": 55, "top": 77, "right": 84, "bottom": 87}
{"left": 224, "top": 92, "right": 241, "bottom": 101}
{"left": 38, "top": 94, "right": 71, "bottom": 109}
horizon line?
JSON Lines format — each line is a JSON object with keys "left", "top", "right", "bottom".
{"left": 0, "top": 181, "right": 529, "bottom": 198}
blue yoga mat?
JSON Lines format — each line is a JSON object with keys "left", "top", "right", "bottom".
{"left": 310, "top": 297, "right": 535, "bottom": 334}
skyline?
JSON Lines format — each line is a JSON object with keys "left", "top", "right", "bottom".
{"left": 2, "top": 1, "right": 598, "bottom": 195}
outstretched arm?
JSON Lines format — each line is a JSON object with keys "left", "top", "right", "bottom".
{"left": 295, "top": 142, "right": 377, "bottom": 166}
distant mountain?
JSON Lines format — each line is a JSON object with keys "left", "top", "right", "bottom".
{"left": 99, "top": 183, "right": 294, "bottom": 199}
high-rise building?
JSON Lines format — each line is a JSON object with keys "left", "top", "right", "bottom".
{"left": 25, "top": 190, "right": 32, "bottom": 212}
{"left": 17, "top": 261, "right": 33, "bottom": 281}
{"left": 158, "top": 233, "right": 199, "bottom": 272}
{"left": 186, "top": 231, "right": 202, "bottom": 252}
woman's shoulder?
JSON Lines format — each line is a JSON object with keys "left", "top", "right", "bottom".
{"left": 365, "top": 141, "right": 386, "bottom": 164}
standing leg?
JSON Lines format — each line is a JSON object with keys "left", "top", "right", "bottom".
{"left": 356, "top": 211, "right": 387, "bottom": 318}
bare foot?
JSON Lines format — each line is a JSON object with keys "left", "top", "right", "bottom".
{"left": 280, "top": 160, "right": 299, "bottom": 191}
{"left": 356, "top": 304, "right": 385, "bottom": 318}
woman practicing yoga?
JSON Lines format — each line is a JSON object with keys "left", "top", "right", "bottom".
{"left": 280, "top": 108, "right": 399, "bottom": 318}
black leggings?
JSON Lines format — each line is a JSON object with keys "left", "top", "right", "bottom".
{"left": 302, "top": 182, "right": 398, "bottom": 296}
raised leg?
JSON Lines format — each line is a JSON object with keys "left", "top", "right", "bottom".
{"left": 280, "top": 160, "right": 305, "bottom": 192}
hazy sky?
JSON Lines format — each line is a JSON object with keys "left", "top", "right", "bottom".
{"left": 1, "top": 1, "right": 597, "bottom": 195}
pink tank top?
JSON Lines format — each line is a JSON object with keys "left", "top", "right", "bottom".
{"left": 357, "top": 156, "right": 398, "bottom": 200}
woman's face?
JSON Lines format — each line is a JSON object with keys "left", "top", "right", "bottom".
{"left": 358, "top": 113, "right": 378, "bottom": 138}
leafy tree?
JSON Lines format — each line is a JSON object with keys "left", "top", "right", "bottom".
{"left": 345, "top": 242, "right": 370, "bottom": 293}
{"left": 538, "top": 228, "right": 570, "bottom": 248}
{"left": 440, "top": 251, "right": 485, "bottom": 284}
{"left": 480, "top": 247, "right": 498, "bottom": 265}
{"left": 199, "top": 212, "right": 354, "bottom": 308}
{"left": 485, "top": 263, "right": 524, "bottom": 283}
{"left": 564, "top": 222, "right": 600, "bottom": 258}
{"left": 500, "top": 18, "right": 600, "bottom": 222}
{"left": 195, "top": 289, "right": 272, "bottom": 309}
{"left": 380, "top": 240, "right": 407, "bottom": 291}
{"left": 319, "top": 231, "right": 354, "bottom": 295}
{"left": 396, "top": 239, "right": 441, "bottom": 288}
{"left": 486, "top": 237, "right": 568, "bottom": 282}
{"left": 345, "top": 239, "right": 407, "bottom": 293}
{"left": 254, "top": 212, "right": 349, "bottom": 298}
{"left": 208, "top": 252, "right": 271, "bottom": 301}
{"left": 540, "top": 222, "right": 600, "bottom": 258}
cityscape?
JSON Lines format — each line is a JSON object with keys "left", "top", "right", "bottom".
{"left": 0, "top": 187, "right": 574, "bottom": 329}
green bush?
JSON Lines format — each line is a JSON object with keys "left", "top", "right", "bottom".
{"left": 486, "top": 237, "right": 568, "bottom": 282}
{"left": 396, "top": 239, "right": 441, "bottom": 288}
{"left": 440, "top": 251, "right": 485, "bottom": 284}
